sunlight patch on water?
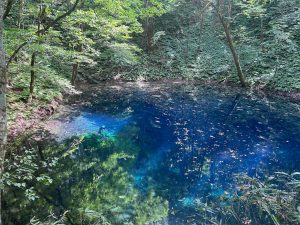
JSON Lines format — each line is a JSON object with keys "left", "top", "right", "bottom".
{"left": 46, "top": 111, "right": 132, "bottom": 140}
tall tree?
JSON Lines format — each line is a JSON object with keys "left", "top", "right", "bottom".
{"left": 210, "top": 0, "right": 247, "bottom": 87}
{"left": 0, "top": 2, "right": 7, "bottom": 225}
{"left": 141, "top": 0, "right": 174, "bottom": 52}
{"left": 25, "top": 0, "right": 80, "bottom": 102}
{"left": 28, "top": 3, "right": 45, "bottom": 103}
{"left": 3, "top": 0, "right": 14, "bottom": 20}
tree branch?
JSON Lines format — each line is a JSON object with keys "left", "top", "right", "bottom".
{"left": 37, "top": 0, "right": 80, "bottom": 35}
{"left": 3, "top": 0, "right": 14, "bottom": 20}
{"left": 6, "top": 41, "right": 27, "bottom": 68}
{"left": 6, "top": 0, "right": 80, "bottom": 67}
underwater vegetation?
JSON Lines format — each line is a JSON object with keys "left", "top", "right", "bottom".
{"left": 2, "top": 83, "right": 300, "bottom": 225}
{"left": 2, "top": 128, "right": 169, "bottom": 225}
{"left": 3, "top": 129, "right": 300, "bottom": 225}
{"left": 196, "top": 172, "right": 300, "bottom": 225}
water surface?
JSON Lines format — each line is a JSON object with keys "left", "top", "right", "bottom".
{"left": 46, "top": 82, "right": 300, "bottom": 224}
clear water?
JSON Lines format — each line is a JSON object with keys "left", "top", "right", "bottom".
{"left": 47, "top": 82, "right": 300, "bottom": 224}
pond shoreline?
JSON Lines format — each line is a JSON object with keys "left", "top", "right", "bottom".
{"left": 8, "top": 97, "right": 62, "bottom": 140}
{"left": 78, "top": 79, "right": 300, "bottom": 101}
{"left": 8, "top": 80, "right": 299, "bottom": 141}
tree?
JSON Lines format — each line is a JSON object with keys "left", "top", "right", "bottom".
{"left": 27, "top": 0, "right": 81, "bottom": 102}
{"left": 0, "top": 1, "right": 7, "bottom": 224}
{"left": 210, "top": 0, "right": 247, "bottom": 87}
{"left": 3, "top": 0, "right": 14, "bottom": 20}
{"left": 59, "top": 9, "right": 99, "bottom": 85}
{"left": 141, "top": 0, "right": 175, "bottom": 52}
{"left": 28, "top": 3, "right": 45, "bottom": 103}
{"left": 0, "top": 0, "right": 81, "bottom": 222}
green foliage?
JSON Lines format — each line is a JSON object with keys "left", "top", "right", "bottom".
{"left": 3, "top": 0, "right": 300, "bottom": 95}
{"left": 112, "top": 0, "right": 300, "bottom": 91}
{"left": 3, "top": 128, "right": 169, "bottom": 225}
{"left": 236, "top": 0, "right": 270, "bottom": 17}
{"left": 29, "top": 212, "right": 68, "bottom": 225}
{"left": 140, "top": 0, "right": 176, "bottom": 18}
{"left": 1, "top": 148, "right": 56, "bottom": 198}
{"left": 99, "top": 43, "right": 141, "bottom": 76}
{"left": 3, "top": 0, "right": 300, "bottom": 224}
{"left": 6, "top": 58, "right": 76, "bottom": 124}
{"left": 196, "top": 172, "right": 300, "bottom": 225}
{"left": 9, "top": 63, "right": 72, "bottom": 102}
{"left": 135, "top": 191, "right": 169, "bottom": 225}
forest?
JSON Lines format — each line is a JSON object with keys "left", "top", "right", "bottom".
{"left": 0, "top": 0, "right": 300, "bottom": 225}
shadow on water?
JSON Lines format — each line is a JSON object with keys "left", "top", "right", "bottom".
{"left": 3, "top": 83, "right": 300, "bottom": 225}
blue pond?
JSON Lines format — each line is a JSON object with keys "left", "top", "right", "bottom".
{"left": 50, "top": 82, "right": 300, "bottom": 224}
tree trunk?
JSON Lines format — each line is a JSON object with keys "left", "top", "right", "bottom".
{"left": 199, "top": 13, "right": 204, "bottom": 38}
{"left": 0, "top": 1, "right": 7, "bottom": 225}
{"left": 71, "top": 62, "right": 79, "bottom": 85}
{"left": 3, "top": 0, "right": 13, "bottom": 20}
{"left": 144, "top": 17, "right": 153, "bottom": 52}
{"left": 17, "top": 0, "right": 24, "bottom": 28}
{"left": 143, "top": 0, "right": 153, "bottom": 52}
{"left": 28, "top": 4, "right": 44, "bottom": 103}
{"left": 198, "top": 0, "right": 209, "bottom": 38}
{"left": 219, "top": 16, "right": 247, "bottom": 87}
{"left": 28, "top": 52, "right": 36, "bottom": 103}
{"left": 260, "top": 16, "right": 264, "bottom": 51}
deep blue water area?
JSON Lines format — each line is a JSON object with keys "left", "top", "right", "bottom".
{"left": 49, "top": 82, "right": 300, "bottom": 224}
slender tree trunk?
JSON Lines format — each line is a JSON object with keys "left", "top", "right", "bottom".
{"left": 28, "top": 4, "right": 44, "bottom": 103}
{"left": 198, "top": 0, "right": 209, "bottom": 38}
{"left": 143, "top": 0, "right": 153, "bottom": 52}
{"left": 144, "top": 17, "right": 153, "bottom": 52}
{"left": 71, "top": 62, "right": 79, "bottom": 85}
{"left": 199, "top": 13, "right": 204, "bottom": 37}
{"left": 28, "top": 52, "right": 36, "bottom": 103}
{"left": 0, "top": 2, "right": 7, "bottom": 225}
{"left": 197, "top": 12, "right": 204, "bottom": 52}
{"left": 260, "top": 16, "right": 264, "bottom": 51}
{"left": 219, "top": 16, "right": 246, "bottom": 87}
{"left": 17, "top": 0, "right": 24, "bottom": 28}
{"left": 211, "top": 1, "right": 246, "bottom": 87}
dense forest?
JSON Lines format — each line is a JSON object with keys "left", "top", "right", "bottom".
{"left": 0, "top": 0, "right": 300, "bottom": 225}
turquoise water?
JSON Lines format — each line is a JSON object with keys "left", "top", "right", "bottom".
{"left": 47, "top": 83, "right": 300, "bottom": 224}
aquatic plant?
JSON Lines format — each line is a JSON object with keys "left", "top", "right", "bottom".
{"left": 2, "top": 127, "right": 169, "bottom": 225}
{"left": 29, "top": 211, "right": 68, "bottom": 225}
{"left": 197, "top": 172, "right": 300, "bottom": 225}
